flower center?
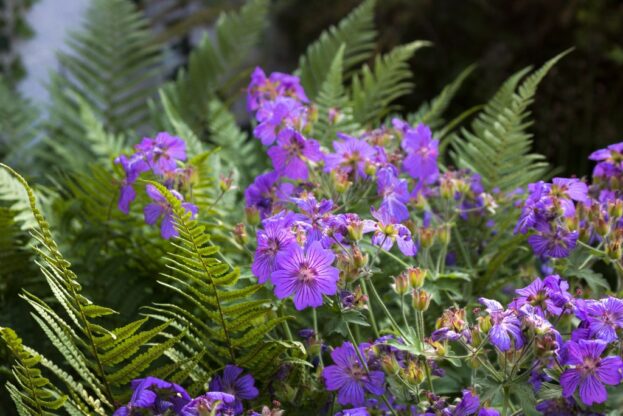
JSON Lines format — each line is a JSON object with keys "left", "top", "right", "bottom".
{"left": 297, "top": 265, "right": 316, "bottom": 283}
{"left": 580, "top": 357, "right": 600, "bottom": 376}
{"left": 349, "top": 363, "right": 366, "bottom": 381}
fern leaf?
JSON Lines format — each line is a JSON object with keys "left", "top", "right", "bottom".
{"left": 0, "top": 79, "right": 38, "bottom": 170}
{"left": 351, "top": 41, "right": 431, "bottom": 125}
{"left": 451, "top": 50, "right": 571, "bottom": 192}
{"left": 163, "top": 0, "right": 269, "bottom": 132}
{"left": 1, "top": 327, "right": 66, "bottom": 415}
{"left": 298, "top": 0, "right": 377, "bottom": 99}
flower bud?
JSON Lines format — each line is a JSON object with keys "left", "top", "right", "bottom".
{"left": 245, "top": 207, "right": 260, "bottom": 226}
{"left": 437, "top": 225, "right": 451, "bottom": 246}
{"left": 392, "top": 274, "right": 410, "bottom": 295}
{"left": 440, "top": 179, "right": 454, "bottom": 200}
{"left": 478, "top": 315, "right": 492, "bottom": 333}
{"left": 347, "top": 222, "right": 364, "bottom": 242}
{"left": 419, "top": 228, "right": 435, "bottom": 249}
{"left": 609, "top": 200, "right": 623, "bottom": 219}
{"left": 364, "top": 162, "right": 377, "bottom": 177}
{"left": 219, "top": 174, "right": 234, "bottom": 193}
{"left": 596, "top": 218, "right": 609, "bottom": 237}
{"left": 381, "top": 354, "right": 401, "bottom": 374}
{"left": 412, "top": 289, "right": 431, "bottom": 311}
{"left": 607, "top": 241, "right": 622, "bottom": 260}
{"left": 352, "top": 246, "right": 368, "bottom": 269}
{"left": 407, "top": 267, "right": 427, "bottom": 288}
{"left": 233, "top": 223, "right": 247, "bottom": 245}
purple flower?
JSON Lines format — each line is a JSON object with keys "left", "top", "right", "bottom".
{"left": 244, "top": 171, "right": 294, "bottom": 220}
{"left": 271, "top": 241, "right": 339, "bottom": 310}
{"left": 209, "top": 365, "right": 259, "bottom": 415}
{"left": 115, "top": 153, "right": 149, "bottom": 214}
{"left": 589, "top": 142, "right": 623, "bottom": 180}
{"left": 247, "top": 68, "right": 308, "bottom": 112}
{"left": 292, "top": 195, "right": 334, "bottom": 243}
{"left": 322, "top": 341, "right": 385, "bottom": 406}
{"left": 324, "top": 133, "right": 376, "bottom": 179}
{"left": 135, "top": 132, "right": 187, "bottom": 175}
{"left": 252, "top": 214, "right": 298, "bottom": 284}
{"left": 479, "top": 298, "right": 524, "bottom": 351}
{"left": 362, "top": 207, "right": 417, "bottom": 256}
{"left": 335, "top": 407, "right": 370, "bottom": 416}
{"left": 583, "top": 297, "right": 623, "bottom": 343}
{"left": 254, "top": 98, "right": 306, "bottom": 146}
{"left": 267, "top": 128, "right": 322, "bottom": 180}
{"left": 113, "top": 376, "right": 191, "bottom": 415}
{"left": 527, "top": 222, "right": 578, "bottom": 259}
{"left": 144, "top": 184, "right": 198, "bottom": 239}
{"left": 401, "top": 124, "right": 439, "bottom": 183}
{"left": 512, "top": 275, "right": 571, "bottom": 317}
{"left": 377, "top": 167, "right": 410, "bottom": 223}
{"left": 180, "top": 392, "right": 236, "bottom": 416}
{"left": 560, "top": 339, "right": 622, "bottom": 405}
{"left": 453, "top": 390, "right": 480, "bottom": 416}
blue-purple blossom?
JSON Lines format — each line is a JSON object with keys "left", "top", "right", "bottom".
{"left": 271, "top": 241, "right": 339, "bottom": 310}
{"left": 335, "top": 407, "right": 370, "bottom": 416}
{"left": 527, "top": 222, "right": 578, "bottom": 259}
{"left": 377, "top": 167, "right": 410, "bottom": 223}
{"left": 512, "top": 275, "right": 572, "bottom": 317}
{"left": 180, "top": 392, "right": 236, "bottom": 416}
{"left": 401, "top": 123, "right": 439, "bottom": 183}
{"left": 292, "top": 195, "right": 334, "bottom": 243}
{"left": 113, "top": 376, "right": 191, "bottom": 415}
{"left": 247, "top": 68, "right": 308, "bottom": 112}
{"left": 144, "top": 184, "right": 198, "bottom": 239}
{"left": 322, "top": 341, "right": 385, "bottom": 406}
{"left": 208, "top": 365, "right": 259, "bottom": 415}
{"left": 115, "top": 153, "right": 149, "bottom": 214}
{"left": 582, "top": 297, "right": 623, "bottom": 343}
{"left": 135, "top": 132, "right": 187, "bottom": 175}
{"left": 324, "top": 133, "right": 376, "bottom": 179}
{"left": 560, "top": 339, "right": 622, "bottom": 405}
{"left": 244, "top": 171, "right": 294, "bottom": 220}
{"left": 254, "top": 98, "right": 306, "bottom": 146}
{"left": 267, "top": 128, "right": 322, "bottom": 180}
{"left": 252, "top": 214, "right": 298, "bottom": 284}
{"left": 362, "top": 207, "right": 417, "bottom": 256}
{"left": 479, "top": 298, "right": 524, "bottom": 351}
{"left": 589, "top": 142, "right": 623, "bottom": 180}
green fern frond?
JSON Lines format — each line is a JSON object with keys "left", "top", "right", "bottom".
{"left": 409, "top": 64, "right": 476, "bottom": 130}
{"left": 1, "top": 327, "right": 66, "bottom": 415}
{"left": 313, "top": 45, "right": 361, "bottom": 144}
{"left": 163, "top": 0, "right": 269, "bottom": 133}
{"left": 0, "top": 79, "right": 38, "bottom": 169}
{"left": 451, "top": 50, "right": 571, "bottom": 192}
{"left": 298, "top": 0, "right": 377, "bottom": 99}
{"left": 47, "top": 0, "right": 161, "bottom": 151}
{"left": 0, "top": 167, "right": 38, "bottom": 230}
{"left": 152, "top": 182, "right": 290, "bottom": 376}
{"left": 351, "top": 41, "right": 431, "bottom": 126}
{"left": 0, "top": 164, "right": 185, "bottom": 412}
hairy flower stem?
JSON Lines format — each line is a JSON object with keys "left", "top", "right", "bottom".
{"left": 312, "top": 308, "right": 324, "bottom": 368}
{"left": 367, "top": 276, "right": 407, "bottom": 338}
{"left": 360, "top": 278, "right": 380, "bottom": 338}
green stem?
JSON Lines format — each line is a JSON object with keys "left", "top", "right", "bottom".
{"left": 312, "top": 308, "right": 324, "bottom": 368}
{"left": 360, "top": 278, "right": 380, "bottom": 338}
{"left": 367, "top": 276, "right": 408, "bottom": 338}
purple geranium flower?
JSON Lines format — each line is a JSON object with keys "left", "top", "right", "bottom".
{"left": 271, "top": 241, "right": 339, "bottom": 310}
{"left": 180, "top": 392, "right": 236, "bottom": 416}
{"left": 512, "top": 275, "right": 571, "bottom": 317}
{"left": 144, "top": 184, "right": 198, "bottom": 239}
{"left": 267, "top": 128, "right": 322, "bottom": 180}
{"left": 292, "top": 195, "right": 334, "bottom": 243}
{"left": 322, "top": 341, "right": 385, "bottom": 406}
{"left": 135, "top": 132, "right": 187, "bottom": 175}
{"left": 527, "top": 222, "right": 578, "bottom": 258}
{"left": 560, "top": 339, "right": 623, "bottom": 405}
{"left": 362, "top": 207, "right": 417, "bottom": 256}
{"left": 208, "top": 365, "right": 259, "bottom": 415}
{"left": 479, "top": 298, "right": 524, "bottom": 351}
{"left": 401, "top": 124, "right": 439, "bottom": 183}
{"left": 115, "top": 153, "right": 149, "bottom": 214}
{"left": 254, "top": 98, "right": 305, "bottom": 146}
{"left": 377, "top": 167, "right": 410, "bottom": 223}
{"left": 252, "top": 214, "right": 298, "bottom": 284}
{"left": 113, "top": 376, "right": 191, "bottom": 415}
{"left": 589, "top": 142, "right": 623, "bottom": 180}
{"left": 324, "top": 133, "right": 376, "bottom": 179}
{"left": 583, "top": 297, "right": 623, "bottom": 343}
{"left": 244, "top": 171, "right": 294, "bottom": 220}
{"left": 336, "top": 407, "right": 370, "bottom": 416}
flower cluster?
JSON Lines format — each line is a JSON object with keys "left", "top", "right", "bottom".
{"left": 114, "top": 132, "right": 197, "bottom": 239}
{"left": 113, "top": 366, "right": 260, "bottom": 416}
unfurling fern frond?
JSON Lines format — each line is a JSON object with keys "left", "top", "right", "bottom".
{"left": 151, "top": 182, "right": 292, "bottom": 378}
{"left": 1, "top": 327, "right": 66, "bottom": 416}
{"left": 351, "top": 41, "right": 431, "bottom": 126}
{"left": 163, "top": 0, "right": 269, "bottom": 134}
{"left": 47, "top": 0, "right": 161, "bottom": 151}
{"left": 297, "top": 0, "right": 377, "bottom": 100}
{"left": 0, "top": 165, "right": 183, "bottom": 414}
{"left": 451, "top": 50, "right": 571, "bottom": 192}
